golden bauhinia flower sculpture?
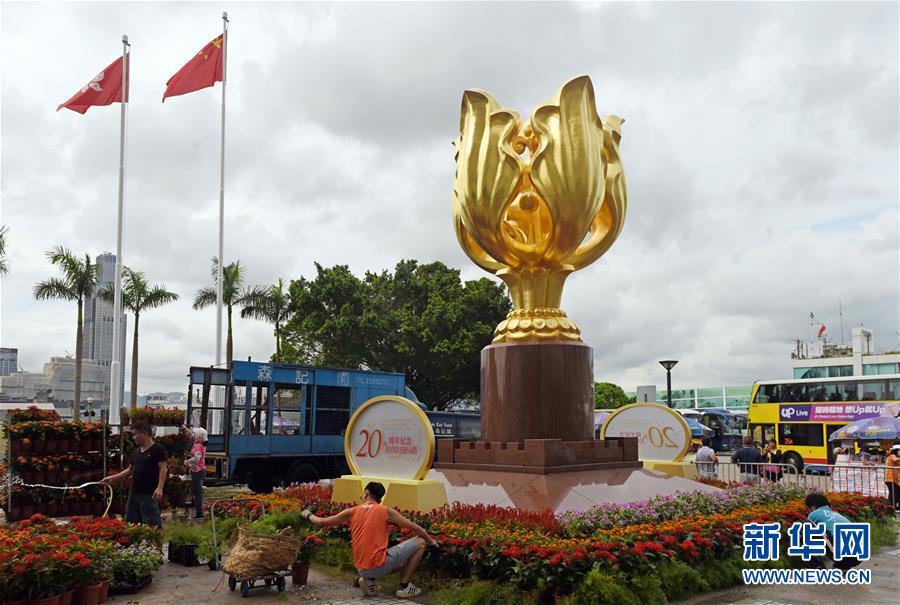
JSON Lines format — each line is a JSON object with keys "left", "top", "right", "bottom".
{"left": 452, "top": 75, "right": 627, "bottom": 343}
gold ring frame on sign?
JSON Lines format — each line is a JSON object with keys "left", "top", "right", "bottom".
{"left": 600, "top": 402, "right": 692, "bottom": 462}
{"left": 344, "top": 395, "right": 436, "bottom": 481}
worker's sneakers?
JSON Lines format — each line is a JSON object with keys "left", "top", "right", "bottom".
{"left": 395, "top": 583, "right": 422, "bottom": 598}
{"left": 355, "top": 576, "right": 376, "bottom": 597}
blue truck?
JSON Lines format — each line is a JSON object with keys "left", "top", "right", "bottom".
{"left": 187, "top": 360, "right": 479, "bottom": 492}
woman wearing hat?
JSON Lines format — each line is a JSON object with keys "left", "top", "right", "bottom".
{"left": 886, "top": 444, "right": 900, "bottom": 511}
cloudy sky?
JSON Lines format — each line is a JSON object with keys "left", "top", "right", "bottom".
{"left": 1, "top": 1, "right": 898, "bottom": 397}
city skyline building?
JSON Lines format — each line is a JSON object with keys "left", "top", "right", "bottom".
{"left": 0, "top": 348, "right": 18, "bottom": 377}
{"left": 82, "top": 252, "right": 127, "bottom": 408}
{"left": 0, "top": 356, "right": 107, "bottom": 407}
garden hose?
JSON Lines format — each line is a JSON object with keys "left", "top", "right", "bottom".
{"left": 13, "top": 479, "right": 116, "bottom": 518}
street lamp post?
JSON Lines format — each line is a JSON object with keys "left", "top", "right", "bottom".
{"left": 658, "top": 360, "right": 679, "bottom": 408}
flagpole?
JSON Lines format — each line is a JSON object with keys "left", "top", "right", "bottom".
{"left": 109, "top": 34, "right": 130, "bottom": 428}
{"left": 216, "top": 12, "right": 228, "bottom": 369}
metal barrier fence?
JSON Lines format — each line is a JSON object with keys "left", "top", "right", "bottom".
{"left": 693, "top": 461, "right": 799, "bottom": 485}
{"left": 802, "top": 464, "right": 891, "bottom": 497}
{"left": 692, "top": 461, "right": 894, "bottom": 498}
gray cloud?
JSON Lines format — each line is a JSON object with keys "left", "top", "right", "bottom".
{"left": 1, "top": 1, "right": 897, "bottom": 397}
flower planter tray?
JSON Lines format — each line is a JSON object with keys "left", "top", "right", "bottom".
{"left": 109, "top": 576, "right": 152, "bottom": 595}
{"left": 167, "top": 544, "right": 200, "bottom": 567}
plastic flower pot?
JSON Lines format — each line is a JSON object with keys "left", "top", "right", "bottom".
{"left": 33, "top": 439, "right": 46, "bottom": 452}
{"left": 292, "top": 562, "right": 310, "bottom": 586}
{"left": 27, "top": 594, "right": 61, "bottom": 605}
{"left": 74, "top": 583, "right": 102, "bottom": 605}
{"left": 59, "top": 590, "right": 76, "bottom": 605}
{"left": 44, "top": 439, "right": 59, "bottom": 454}
{"left": 97, "top": 580, "right": 110, "bottom": 604}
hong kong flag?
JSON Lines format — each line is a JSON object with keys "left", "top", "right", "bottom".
{"left": 162, "top": 35, "right": 224, "bottom": 101}
{"left": 57, "top": 56, "right": 128, "bottom": 114}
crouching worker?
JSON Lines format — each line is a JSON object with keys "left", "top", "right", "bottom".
{"left": 301, "top": 481, "right": 438, "bottom": 598}
{"left": 804, "top": 492, "right": 862, "bottom": 571}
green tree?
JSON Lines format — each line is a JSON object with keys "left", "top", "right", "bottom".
{"left": 594, "top": 381, "right": 631, "bottom": 409}
{"left": 241, "top": 278, "right": 292, "bottom": 363}
{"left": 99, "top": 268, "right": 178, "bottom": 410}
{"left": 193, "top": 258, "right": 249, "bottom": 370}
{"left": 0, "top": 225, "right": 9, "bottom": 275}
{"left": 34, "top": 247, "right": 101, "bottom": 418}
{"left": 281, "top": 260, "right": 512, "bottom": 409}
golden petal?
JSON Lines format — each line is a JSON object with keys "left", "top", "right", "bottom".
{"left": 529, "top": 76, "right": 607, "bottom": 264}
{"left": 452, "top": 89, "right": 524, "bottom": 268}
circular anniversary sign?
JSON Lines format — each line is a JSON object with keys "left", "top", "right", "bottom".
{"left": 600, "top": 402, "right": 692, "bottom": 462}
{"left": 344, "top": 395, "right": 435, "bottom": 480}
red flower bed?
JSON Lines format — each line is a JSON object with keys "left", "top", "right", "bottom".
{"left": 0, "top": 514, "right": 161, "bottom": 602}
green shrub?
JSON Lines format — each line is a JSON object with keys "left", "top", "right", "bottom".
{"left": 653, "top": 559, "right": 709, "bottom": 601}
{"left": 626, "top": 573, "right": 665, "bottom": 605}
{"left": 560, "top": 567, "right": 641, "bottom": 605}
{"left": 311, "top": 538, "right": 355, "bottom": 572}
{"left": 432, "top": 579, "right": 534, "bottom": 605}
{"left": 872, "top": 517, "right": 899, "bottom": 549}
{"left": 696, "top": 552, "right": 743, "bottom": 590}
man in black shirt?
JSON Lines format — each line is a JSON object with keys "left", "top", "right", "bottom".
{"left": 731, "top": 436, "right": 763, "bottom": 484}
{"left": 102, "top": 420, "right": 168, "bottom": 526}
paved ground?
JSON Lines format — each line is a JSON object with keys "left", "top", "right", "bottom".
{"left": 109, "top": 557, "right": 420, "bottom": 605}
{"left": 112, "top": 534, "right": 899, "bottom": 605}
{"left": 679, "top": 540, "right": 900, "bottom": 605}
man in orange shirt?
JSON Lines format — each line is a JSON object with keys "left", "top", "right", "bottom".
{"left": 302, "top": 482, "right": 438, "bottom": 598}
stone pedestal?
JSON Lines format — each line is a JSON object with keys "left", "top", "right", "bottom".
{"left": 436, "top": 340, "right": 639, "bottom": 474}
{"left": 481, "top": 341, "right": 594, "bottom": 442}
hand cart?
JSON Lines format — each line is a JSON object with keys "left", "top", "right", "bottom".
{"left": 227, "top": 573, "right": 287, "bottom": 597}
{"left": 209, "top": 497, "right": 266, "bottom": 572}
{"left": 210, "top": 499, "right": 298, "bottom": 597}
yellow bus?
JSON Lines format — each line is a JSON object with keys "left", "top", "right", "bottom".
{"left": 747, "top": 374, "right": 900, "bottom": 469}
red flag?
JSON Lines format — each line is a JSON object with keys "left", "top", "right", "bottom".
{"left": 818, "top": 324, "right": 827, "bottom": 337}
{"left": 162, "top": 35, "right": 224, "bottom": 102}
{"left": 57, "top": 56, "right": 128, "bottom": 114}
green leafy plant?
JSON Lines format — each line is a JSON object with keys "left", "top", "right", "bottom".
{"left": 111, "top": 544, "right": 163, "bottom": 587}
{"left": 165, "top": 522, "right": 207, "bottom": 547}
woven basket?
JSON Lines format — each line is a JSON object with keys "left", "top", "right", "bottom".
{"left": 223, "top": 527, "right": 303, "bottom": 579}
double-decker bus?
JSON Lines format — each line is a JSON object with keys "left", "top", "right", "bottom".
{"left": 747, "top": 374, "right": 900, "bottom": 469}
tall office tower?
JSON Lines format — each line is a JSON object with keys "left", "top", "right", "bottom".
{"left": 83, "top": 252, "right": 127, "bottom": 408}
{"left": 0, "top": 348, "right": 18, "bottom": 377}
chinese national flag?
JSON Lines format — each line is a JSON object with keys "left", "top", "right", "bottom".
{"left": 57, "top": 56, "right": 128, "bottom": 114}
{"left": 163, "top": 35, "right": 224, "bottom": 102}
{"left": 818, "top": 324, "right": 827, "bottom": 337}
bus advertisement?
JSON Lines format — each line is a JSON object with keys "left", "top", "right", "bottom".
{"left": 747, "top": 375, "right": 900, "bottom": 469}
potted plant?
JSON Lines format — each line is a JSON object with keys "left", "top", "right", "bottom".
{"left": 292, "top": 531, "right": 324, "bottom": 586}
{"left": 165, "top": 523, "right": 206, "bottom": 566}
{"left": 110, "top": 545, "right": 163, "bottom": 594}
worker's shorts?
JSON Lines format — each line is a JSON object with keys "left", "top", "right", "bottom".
{"left": 125, "top": 492, "right": 162, "bottom": 527}
{"left": 358, "top": 538, "right": 421, "bottom": 579}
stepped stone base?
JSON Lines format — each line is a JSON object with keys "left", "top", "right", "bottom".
{"left": 435, "top": 437, "right": 640, "bottom": 474}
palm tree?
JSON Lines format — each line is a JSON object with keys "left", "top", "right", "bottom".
{"left": 99, "top": 268, "right": 178, "bottom": 410}
{"left": 34, "top": 247, "right": 101, "bottom": 419}
{"left": 0, "top": 225, "right": 9, "bottom": 275}
{"left": 193, "top": 258, "right": 249, "bottom": 369}
{"left": 241, "top": 278, "right": 292, "bottom": 363}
